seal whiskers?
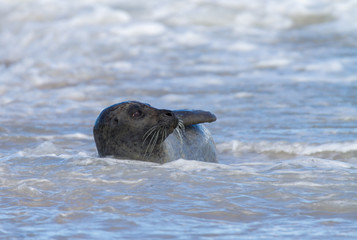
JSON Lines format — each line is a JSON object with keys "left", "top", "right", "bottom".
{"left": 144, "top": 127, "right": 159, "bottom": 156}
{"left": 175, "top": 119, "right": 185, "bottom": 144}
{"left": 142, "top": 126, "right": 158, "bottom": 145}
{"left": 178, "top": 119, "right": 185, "bottom": 132}
{"left": 144, "top": 125, "right": 166, "bottom": 157}
{"left": 161, "top": 127, "right": 166, "bottom": 145}
{"left": 175, "top": 128, "right": 183, "bottom": 144}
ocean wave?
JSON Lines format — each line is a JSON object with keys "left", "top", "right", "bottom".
{"left": 218, "top": 140, "right": 357, "bottom": 156}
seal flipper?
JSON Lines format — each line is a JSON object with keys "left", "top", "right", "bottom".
{"left": 173, "top": 110, "right": 216, "bottom": 126}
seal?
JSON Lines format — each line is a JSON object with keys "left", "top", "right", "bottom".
{"left": 93, "top": 101, "right": 217, "bottom": 163}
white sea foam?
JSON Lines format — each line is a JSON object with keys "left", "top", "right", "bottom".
{"left": 160, "top": 159, "right": 230, "bottom": 172}
{"left": 18, "top": 141, "right": 70, "bottom": 158}
{"left": 175, "top": 32, "right": 207, "bottom": 46}
{"left": 304, "top": 61, "right": 344, "bottom": 73}
{"left": 37, "top": 133, "right": 93, "bottom": 141}
{"left": 233, "top": 92, "right": 254, "bottom": 99}
{"left": 170, "top": 77, "right": 224, "bottom": 88}
{"left": 160, "top": 94, "right": 188, "bottom": 104}
{"left": 256, "top": 58, "right": 291, "bottom": 69}
{"left": 218, "top": 140, "right": 357, "bottom": 156}
{"left": 230, "top": 42, "right": 257, "bottom": 52}
{"left": 268, "top": 157, "right": 355, "bottom": 170}
{"left": 68, "top": 6, "right": 131, "bottom": 26}
{"left": 111, "top": 22, "right": 166, "bottom": 37}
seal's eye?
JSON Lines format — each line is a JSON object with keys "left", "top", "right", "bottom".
{"left": 131, "top": 110, "right": 142, "bottom": 118}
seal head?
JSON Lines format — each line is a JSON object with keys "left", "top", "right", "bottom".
{"left": 93, "top": 101, "right": 217, "bottom": 163}
{"left": 93, "top": 101, "right": 178, "bottom": 162}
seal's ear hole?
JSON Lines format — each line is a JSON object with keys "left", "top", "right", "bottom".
{"left": 114, "top": 118, "right": 119, "bottom": 124}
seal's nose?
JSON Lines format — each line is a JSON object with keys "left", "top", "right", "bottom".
{"left": 160, "top": 110, "right": 178, "bottom": 131}
{"left": 165, "top": 112, "right": 173, "bottom": 117}
{"left": 161, "top": 110, "right": 175, "bottom": 118}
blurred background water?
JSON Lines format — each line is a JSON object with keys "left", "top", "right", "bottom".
{"left": 1, "top": 0, "right": 357, "bottom": 239}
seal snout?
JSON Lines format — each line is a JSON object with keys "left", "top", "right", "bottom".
{"left": 160, "top": 109, "right": 179, "bottom": 129}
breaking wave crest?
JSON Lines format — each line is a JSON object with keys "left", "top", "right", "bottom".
{"left": 218, "top": 140, "right": 357, "bottom": 158}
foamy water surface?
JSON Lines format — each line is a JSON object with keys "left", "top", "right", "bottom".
{"left": 1, "top": 0, "right": 357, "bottom": 239}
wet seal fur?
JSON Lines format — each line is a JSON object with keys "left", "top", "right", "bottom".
{"left": 93, "top": 101, "right": 217, "bottom": 163}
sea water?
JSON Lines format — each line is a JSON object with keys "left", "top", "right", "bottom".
{"left": 1, "top": 0, "right": 357, "bottom": 239}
